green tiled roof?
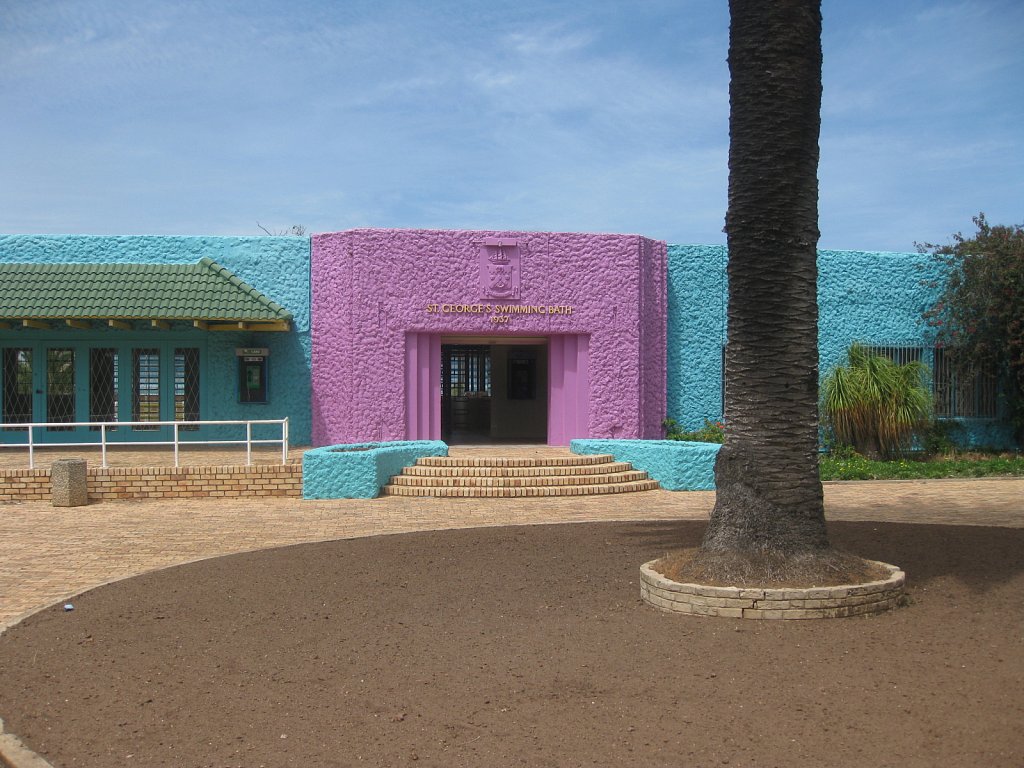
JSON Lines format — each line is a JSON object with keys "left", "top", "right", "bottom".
{"left": 0, "top": 258, "right": 292, "bottom": 323}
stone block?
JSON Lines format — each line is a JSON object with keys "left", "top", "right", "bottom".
{"left": 51, "top": 458, "right": 88, "bottom": 507}
{"left": 756, "top": 600, "right": 792, "bottom": 610}
{"left": 711, "top": 607, "right": 745, "bottom": 618}
{"left": 738, "top": 589, "right": 766, "bottom": 600}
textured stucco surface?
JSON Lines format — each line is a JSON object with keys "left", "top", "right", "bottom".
{"left": 666, "top": 245, "right": 728, "bottom": 433}
{"left": 816, "top": 249, "right": 941, "bottom": 378}
{"left": 311, "top": 229, "right": 666, "bottom": 445}
{"left": 0, "top": 235, "right": 312, "bottom": 444}
{"left": 666, "top": 245, "right": 1013, "bottom": 448}
{"left": 571, "top": 438, "right": 720, "bottom": 491}
{"left": 302, "top": 441, "right": 448, "bottom": 499}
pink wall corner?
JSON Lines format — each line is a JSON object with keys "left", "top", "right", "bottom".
{"left": 640, "top": 238, "right": 668, "bottom": 438}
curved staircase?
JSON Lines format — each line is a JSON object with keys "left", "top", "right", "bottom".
{"left": 382, "top": 453, "right": 660, "bottom": 498}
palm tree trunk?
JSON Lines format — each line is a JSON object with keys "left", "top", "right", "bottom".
{"left": 702, "top": 0, "right": 829, "bottom": 555}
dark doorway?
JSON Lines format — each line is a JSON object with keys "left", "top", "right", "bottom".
{"left": 441, "top": 341, "right": 547, "bottom": 444}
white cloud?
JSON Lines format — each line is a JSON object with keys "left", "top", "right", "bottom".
{"left": 504, "top": 26, "right": 595, "bottom": 57}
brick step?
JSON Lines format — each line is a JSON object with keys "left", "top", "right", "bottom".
{"left": 381, "top": 479, "right": 661, "bottom": 498}
{"left": 389, "top": 470, "right": 652, "bottom": 488}
{"left": 415, "top": 454, "right": 616, "bottom": 468}
{"left": 402, "top": 461, "right": 636, "bottom": 478}
{"left": 384, "top": 453, "right": 660, "bottom": 498}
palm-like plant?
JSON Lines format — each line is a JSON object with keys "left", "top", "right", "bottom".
{"left": 702, "top": 0, "right": 829, "bottom": 558}
{"left": 822, "top": 343, "right": 933, "bottom": 459}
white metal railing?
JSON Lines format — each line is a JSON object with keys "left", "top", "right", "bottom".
{"left": 0, "top": 418, "right": 289, "bottom": 469}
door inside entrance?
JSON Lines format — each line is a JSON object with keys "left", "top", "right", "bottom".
{"left": 441, "top": 341, "right": 547, "bottom": 444}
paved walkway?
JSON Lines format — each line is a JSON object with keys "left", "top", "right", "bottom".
{"left": 1, "top": 445, "right": 1022, "bottom": 629}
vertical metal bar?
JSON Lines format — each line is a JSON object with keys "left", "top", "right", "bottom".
{"left": 246, "top": 422, "right": 252, "bottom": 466}
{"left": 101, "top": 423, "right": 108, "bottom": 469}
{"left": 28, "top": 424, "right": 35, "bottom": 470}
{"left": 173, "top": 423, "right": 180, "bottom": 467}
{"left": 281, "top": 418, "right": 289, "bottom": 465}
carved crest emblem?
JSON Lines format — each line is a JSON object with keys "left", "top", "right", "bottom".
{"left": 477, "top": 238, "right": 521, "bottom": 300}
{"left": 488, "top": 264, "right": 514, "bottom": 293}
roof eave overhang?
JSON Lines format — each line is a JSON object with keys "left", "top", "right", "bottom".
{"left": 0, "top": 317, "right": 291, "bottom": 332}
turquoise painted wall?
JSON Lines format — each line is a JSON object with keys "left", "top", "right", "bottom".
{"left": 816, "top": 249, "right": 943, "bottom": 377}
{"left": 666, "top": 245, "right": 1015, "bottom": 449}
{"left": 0, "top": 235, "right": 312, "bottom": 444}
{"left": 666, "top": 245, "right": 728, "bottom": 433}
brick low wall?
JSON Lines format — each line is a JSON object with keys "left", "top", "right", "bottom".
{"left": 0, "top": 469, "right": 50, "bottom": 502}
{"left": 0, "top": 464, "right": 302, "bottom": 503}
{"left": 640, "top": 559, "right": 905, "bottom": 620}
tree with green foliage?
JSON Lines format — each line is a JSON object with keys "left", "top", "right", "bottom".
{"left": 821, "top": 343, "right": 932, "bottom": 459}
{"left": 921, "top": 214, "right": 1024, "bottom": 443}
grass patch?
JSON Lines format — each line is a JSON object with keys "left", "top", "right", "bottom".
{"left": 820, "top": 453, "right": 1024, "bottom": 481}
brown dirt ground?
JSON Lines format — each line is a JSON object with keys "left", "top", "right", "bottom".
{"left": 1, "top": 520, "right": 1022, "bottom": 768}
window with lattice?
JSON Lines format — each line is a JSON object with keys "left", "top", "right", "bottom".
{"left": 175, "top": 348, "right": 200, "bottom": 430}
{"left": 933, "top": 348, "right": 998, "bottom": 418}
{"left": 133, "top": 349, "right": 160, "bottom": 430}
{"left": 444, "top": 347, "right": 491, "bottom": 397}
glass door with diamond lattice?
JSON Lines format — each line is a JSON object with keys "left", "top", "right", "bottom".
{"left": 2, "top": 348, "right": 34, "bottom": 428}
{"left": 89, "top": 348, "right": 119, "bottom": 430}
{"left": 46, "top": 348, "right": 75, "bottom": 431}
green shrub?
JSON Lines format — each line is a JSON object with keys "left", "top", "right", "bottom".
{"left": 664, "top": 418, "right": 725, "bottom": 444}
{"left": 921, "top": 420, "right": 964, "bottom": 457}
{"left": 819, "top": 451, "right": 1024, "bottom": 480}
{"left": 821, "top": 343, "right": 932, "bottom": 460}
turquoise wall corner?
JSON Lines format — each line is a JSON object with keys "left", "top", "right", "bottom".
{"left": 571, "top": 438, "right": 720, "bottom": 491}
{"left": 302, "top": 441, "right": 448, "bottom": 499}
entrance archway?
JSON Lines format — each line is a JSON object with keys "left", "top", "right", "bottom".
{"left": 403, "top": 333, "right": 592, "bottom": 445}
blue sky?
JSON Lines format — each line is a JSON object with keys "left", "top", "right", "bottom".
{"left": 1, "top": 0, "right": 1021, "bottom": 250}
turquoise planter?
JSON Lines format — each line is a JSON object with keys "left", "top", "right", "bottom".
{"left": 571, "top": 439, "right": 720, "bottom": 491}
{"left": 302, "top": 440, "right": 448, "bottom": 499}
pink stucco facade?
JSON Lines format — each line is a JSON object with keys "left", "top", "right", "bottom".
{"left": 311, "top": 229, "right": 666, "bottom": 446}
